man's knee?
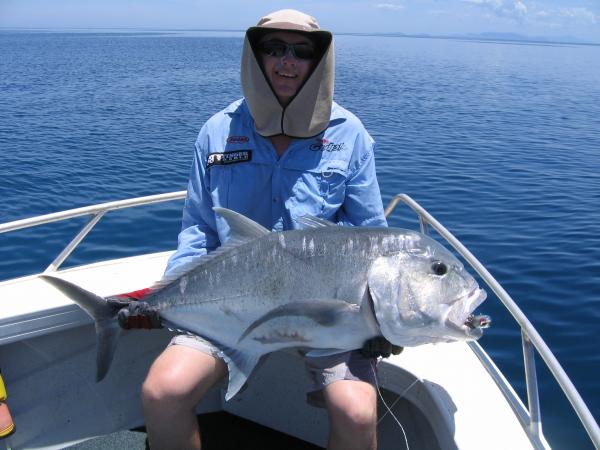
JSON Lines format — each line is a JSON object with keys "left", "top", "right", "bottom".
{"left": 325, "top": 380, "right": 377, "bottom": 433}
{"left": 141, "top": 346, "right": 226, "bottom": 410}
{"left": 142, "top": 362, "right": 226, "bottom": 408}
{"left": 325, "top": 382, "right": 378, "bottom": 450}
{"left": 333, "top": 401, "right": 377, "bottom": 433}
{"left": 142, "top": 368, "right": 194, "bottom": 407}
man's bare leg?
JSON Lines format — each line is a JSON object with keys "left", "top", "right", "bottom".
{"left": 323, "top": 379, "right": 378, "bottom": 450}
{"left": 141, "top": 345, "right": 227, "bottom": 450}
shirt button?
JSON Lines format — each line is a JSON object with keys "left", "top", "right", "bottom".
{"left": 273, "top": 197, "right": 278, "bottom": 203}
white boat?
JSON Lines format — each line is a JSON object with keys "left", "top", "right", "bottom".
{"left": 0, "top": 192, "right": 598, "bottom": 450}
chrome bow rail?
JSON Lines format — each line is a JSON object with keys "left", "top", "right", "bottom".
{"left": 0, "top": 191, "right": 187, "bottom": 273}
{"left": 1, "top": 191, "right": 598, "bottom": 449}
{"left": 385, "top": 194, "right": 599, "bottom": 450}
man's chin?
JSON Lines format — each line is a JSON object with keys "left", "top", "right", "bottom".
{"left": 274, "top": 90, "right": 296, "bottom": 105}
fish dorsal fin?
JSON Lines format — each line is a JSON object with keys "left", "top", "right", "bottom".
{"left": 149, "top": 238, "right": 254, "bottom": 292}
{"left": 296, "top": 215, "right": 337, "bottom": 229}
{"left": 213, "top": 207, "right": 270, "bottom": 239}
{"left": 148, "top": 208, "right": 270, "bottom": 292}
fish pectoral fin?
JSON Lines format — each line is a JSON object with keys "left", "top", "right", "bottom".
{"left": 217, "top": 344, "right": 263, "bottom": 401}
{"left": 238, "top": 300, "right": 360, "bottom": 343}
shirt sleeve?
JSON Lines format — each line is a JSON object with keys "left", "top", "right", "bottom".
{"left": 336, "top": 130, "right": 388, "bottom": 228}
{"left": 164, "top": 134, "right": 221, "bottom": 275}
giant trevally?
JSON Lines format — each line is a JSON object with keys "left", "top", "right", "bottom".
{"left": 42, "top": 207, "right": 488, "bottom": 400}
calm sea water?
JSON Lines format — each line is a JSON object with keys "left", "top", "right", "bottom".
{"left": 1, "top": 30, "right": 599, "bottom": 449}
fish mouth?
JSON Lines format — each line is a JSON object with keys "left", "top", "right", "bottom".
{"left": 467, "top": 286, "right": 487, "bottom": 307}
{"left": 447, "top": 286, "right": 488, "bottom": 338}
{"left": 448, "top": 285, "right": 486, "bottom": 311}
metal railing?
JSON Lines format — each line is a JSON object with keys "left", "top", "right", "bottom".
{"left": 384, "top": 193, "right": 599, "bottom": 450}
{"left": 1, "top": 191, "right": 598, "bottom": 449}
{"left": 0, "top": 191, "right": 187, "bottom": 273}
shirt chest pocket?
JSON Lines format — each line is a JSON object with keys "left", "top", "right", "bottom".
{"left": 208, "top": 161, "right": 272, "bottom": 210}
{"left": 207, "top": 165, "right": 232, "bottom": 207}
{"left": 283, "top": 159, "right": 349, "bottom": 215}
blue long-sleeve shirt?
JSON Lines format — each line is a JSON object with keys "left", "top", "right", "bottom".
{"left": 166, "top": 99, "right": 386, "bottom": 274}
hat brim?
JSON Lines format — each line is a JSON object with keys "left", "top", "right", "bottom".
{"left": 246, "top": 27, "right": 332, "bottom": 54}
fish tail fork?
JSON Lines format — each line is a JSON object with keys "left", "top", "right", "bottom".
{"left": 40, "top": 275, "right": 122, "bottom": 382}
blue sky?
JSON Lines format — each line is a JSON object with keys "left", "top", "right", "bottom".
{"left": 1, "top": 0, "right": 599, "bottom": 41}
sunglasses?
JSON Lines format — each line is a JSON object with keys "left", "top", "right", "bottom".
{"left": 258, "top": 40, "right": 316, "bottom": 60}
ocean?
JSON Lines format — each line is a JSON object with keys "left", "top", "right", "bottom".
{"left": 1, "top": 30, "right": 599, "bottom": 449}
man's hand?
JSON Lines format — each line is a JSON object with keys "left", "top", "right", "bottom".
{"left": 117, "top": 301, "right": 162, "bottom": 329}
{"left": 110, "top": 300, "right": 162, "bottom": 330}
{"left": 361, "top": 336, "right": 403, "bottom": 358}
{"left": 106, "top": 288, "right": 162, "bottom": 330}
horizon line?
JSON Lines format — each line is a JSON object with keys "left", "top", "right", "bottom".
{"left": 0, "top": 27, "right": 598, "bottom": 46}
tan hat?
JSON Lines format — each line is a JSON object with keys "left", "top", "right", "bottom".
{"left": 247, "top": 9, "right": 331, "bottom": 46}
{"left": 241, "top": 9, "right": 335, "bottom": 138}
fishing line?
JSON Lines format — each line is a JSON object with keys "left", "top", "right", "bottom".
{"left": 371, "top": 361, "right": 413, "bottom": 450}
{"left": 377, "top": 378, "right": 419, "bottom": 424}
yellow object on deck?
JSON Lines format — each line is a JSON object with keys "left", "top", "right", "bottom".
{"left": 0, "top": 370, "right": 15, "bottom": 438}
{"left": 0, "top": 372, "right": 6, "bottom": 401}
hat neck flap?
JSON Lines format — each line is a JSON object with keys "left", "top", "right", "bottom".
{"left": 241, "top": 10, "right": 334, "bottom": 138}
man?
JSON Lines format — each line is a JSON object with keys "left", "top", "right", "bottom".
{"left": 141, "top": 9, "right": 398, "bottom": 450}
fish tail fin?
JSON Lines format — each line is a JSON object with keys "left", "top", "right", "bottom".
{"left": 40, "top": 275, "right": 121, "bottom": 381}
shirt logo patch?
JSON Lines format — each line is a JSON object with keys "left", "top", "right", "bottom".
{"left": 310, "top": 138, "right": 346, "bottom": 152}
{"left": 227, "top": 135, "right": 249, "bottom": 144}
{"left": 207, "top": 150, "right": 252, "bottom": 168}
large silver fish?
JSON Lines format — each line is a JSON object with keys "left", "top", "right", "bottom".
{"left": 42, "top": 207, "right": 487, "bottom": 400}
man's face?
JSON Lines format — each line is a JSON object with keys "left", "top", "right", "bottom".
{"left": 257, "top": 31, "right": 316, "bottom": 106}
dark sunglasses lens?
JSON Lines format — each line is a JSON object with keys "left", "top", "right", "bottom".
{"left": 260, "top": 41, "right": 287, "bottom": 57}
{"left": 292, "top": 44, "right": 316, "bottom": 60}
{"left": 260, "top": 41, "right": 316, "bottom": 60}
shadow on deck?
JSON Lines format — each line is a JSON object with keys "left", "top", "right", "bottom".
{"left": 65, "top": 411, "right": 324, "bottom": 450}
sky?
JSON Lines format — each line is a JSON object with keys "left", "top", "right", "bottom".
{"left": 1, "top": 0, "right": 599, "bottom": 42}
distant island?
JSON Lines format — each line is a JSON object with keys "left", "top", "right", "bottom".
{"left": 457, "top": 31, "right": 596, "bottom": 45}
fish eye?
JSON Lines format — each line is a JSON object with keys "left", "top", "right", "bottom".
{"left": 431, "top": 260, "right": 448, "bottom": 276}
